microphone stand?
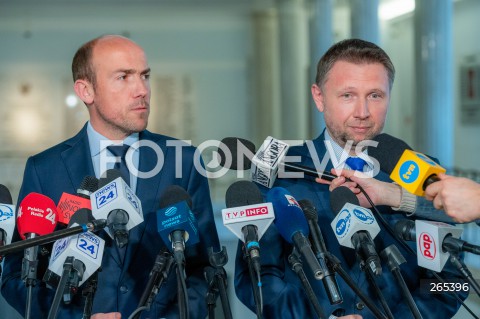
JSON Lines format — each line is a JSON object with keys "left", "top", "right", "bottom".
{"left": 205, "top": 267, "right": 218, "bottom": 319}
{"left": 177, "top": 263, "right": 189, "bottom": 319}
{"left": 448, "top": 252, "right": 480, "bottom": 295}
{"left": 381, "top": 245, "right": 423, "bottom": 319}
{"left": 299, "top": 198, "right": 344, "bottom": 306}
{"left": 288, "top": 249, "right": 326, "bottom": 319}
{"left": 362, "top": 262, "right": 394, "bottom": 319}
{"left": 82, "top": 270, "right": 99, "bottom": 319}
{"left": 21, "top": 233, "right": 39, "bottom": 319}
{"left": 325, "top": 252, "right": 389, "bottom": 319}
{"left": 130, "top": 250, "right": 174, "bottom": 319}
{"left": 206, "top": 247, "right": 233, "bottom": 319}
{"left": 243, "top": 246, "right": 263, "bottom": 319}
{"left": 47, "top": 256, "right": 74, "bottom": 319}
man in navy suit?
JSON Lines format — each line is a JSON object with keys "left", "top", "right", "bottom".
{"left": 1, "top": 35, "right": 220, "bottom": 319}
{"left": 235, "top": 39, "right": 467, "bottom": 318}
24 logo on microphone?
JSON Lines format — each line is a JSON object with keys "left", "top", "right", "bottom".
{"left": 76, "top": 232, "right": 101, "bottom": 259}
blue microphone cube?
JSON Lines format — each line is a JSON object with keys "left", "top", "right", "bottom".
{"left": 157, "top": 200, "right": 199, "bottom": 250}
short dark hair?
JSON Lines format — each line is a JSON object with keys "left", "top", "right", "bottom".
{"left": 71, "top": 35, "right": 106, "bottom": 87}
{"left": 315, "top": 38, "right": 395, "bottom": 90}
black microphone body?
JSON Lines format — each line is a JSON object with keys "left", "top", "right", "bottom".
{"left": 299, "top": 199, "right": 342, "bottom": 305}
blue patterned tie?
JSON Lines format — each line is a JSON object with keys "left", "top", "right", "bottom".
{"left": 346, "top": 157, "right": 367, "bottom": 172}
{"left": 107, "top": 144, "right": 131, "bottom": 186}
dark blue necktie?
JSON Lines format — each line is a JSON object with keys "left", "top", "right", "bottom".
{"left": 107, "top": 144, "right": 131, "bottom": 186}
{"left": 346, "top": 157, "right": 366, "bottom": 172}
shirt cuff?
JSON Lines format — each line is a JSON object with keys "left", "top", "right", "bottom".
{"left": 391, "top": 183, "right": 417, "bottom": 214}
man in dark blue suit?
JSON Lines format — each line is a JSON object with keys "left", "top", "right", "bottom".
{"left": 1, "top": 35, "right": 220, "bottom": 319}
{"left": 234, "top": 39, "right": 467, "bottom": 318}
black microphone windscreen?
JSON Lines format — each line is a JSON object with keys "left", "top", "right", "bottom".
{"left": 368, "top": 133, "right": 412, "bottom": 174}
{"left": 78, "top": 176, "right": 99, "bottom": 193}
{"left": 159, "top": 185, "right": 193, "bottom": 209}
{"left": 298, "top": 199, "right": 318, "bottom": 222}
{"left": 218, "top": 137, "right": 256, "bottom": 170}
{"left": 98, "top": 169, "right": 122, "bottom": 188}
{"left": 68, "top": 208, "right": 95, "bottom": 227}
{"left": 225, "top": 180, "right": 263, "bottom": 208}
{"left": 394, "top": 219, "right": 415, "bottom": 242}
{"left": 329, "top": 186, "right": 360, "bottom": 215}
{"left": 0, "top": 184, "right": 13, "bottom": 204}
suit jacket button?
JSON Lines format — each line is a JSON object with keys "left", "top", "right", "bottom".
{"left": 356, "top": 302, "right": 365, "bottom": 310}
{"left": 120, "top": 285, "right": 129, "bottom": 293}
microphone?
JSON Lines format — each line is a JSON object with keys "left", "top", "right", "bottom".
{"left": 394, "top": 219, "right": 470, "bottom": 272}
{"left": 17, "top": 192, "right": 58, "bottom": 318}
{"left": 330, "top": 186, "right": 382, "bottom": 276}
{"left": 157, "top": 185, "right": 199, "bottom": 264}
{"left": 44, "top": 209, "right": 105, "bottom": 319}
{"left": 266, "top": 187, "right": 324, "bottom": 280}
{"left": 56, "top": 176, "right": 98, "bottom": 225}
{"left": 0, "top": 184, "right": 15, "bottom": 250}
{"left": 222, "top": 181, "right": 271, "bottom": 319}
{"left": 380, "top": 244, "right": 424, "bottom": 319}
{"left": 157, "top": 185, "right": 198, "bottom": 319}
{"left": 45, "top": 209, "right": 105, "bottom": 297}
{"left": 17, "top": 192, "right": 58, "bottom": 240}
{"left": 298, "top": 199, "right": 343, "bottom": 305}
{"left": 134, "top": 248, "right": 174, "bottom": 319}
{"left": 219, "top": 137, "right": 335, "bottom": 188}
{"left": 368, "top": 133, "right": 446, "bottom": 196}
{"left": 222, "top": 180, "right": 275, "bottom": 271}
{"left": 90, "top": 169, "right": 143, "bottom": 248}
{"left": 218, "top": 137, "right": 256, "bottom": 170}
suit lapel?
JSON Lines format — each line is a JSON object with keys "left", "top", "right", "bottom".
{"left": 121, "top": 131, "right": 170, "bottom": 271}
{"left": 293, "top": 132, "right": 334, "bottom": 214}
{"left": 60, "top": 124, "right": 96, "bottom": 192}
{"left": 60, "top": 124, "right": 124, "bottom": 266}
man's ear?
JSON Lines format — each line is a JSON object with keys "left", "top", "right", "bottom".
{"left": 311, "top": 84, "right": 325, "bottom": 112}
{"left": 73, "top": 79, "right": 94, "bottom": 105}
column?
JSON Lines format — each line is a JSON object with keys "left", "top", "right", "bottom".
{"left": 414, "top": 0, "right": 453, "bottom": 167}
{"left": 278, "top": 0, "right": 310, "bottom": 140}
{"left": 309, "top": 0, "right": 333, "bottom": 137}
{"left": 350, "top": 0, "right": 380, "bottom": 44}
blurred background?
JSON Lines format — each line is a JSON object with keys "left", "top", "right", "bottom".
{"left": 1, "top": 0, "right": 479, "bottom": 317}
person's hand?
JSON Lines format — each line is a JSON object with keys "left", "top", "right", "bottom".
{"left": 424, "top": 173, "right": 480, "bottom": 223}
{"left": 91, "top": 313, "right": 121, "bottom": 319}
{"left": 316, "top": 168, "right": 402, "bottom": 208}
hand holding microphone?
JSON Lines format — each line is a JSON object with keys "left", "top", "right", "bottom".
{"left": 368, "top": 133, "right": 446, "bottom": 196}
{"left": 424, "top": 174, "right": 480, "bottom": 223}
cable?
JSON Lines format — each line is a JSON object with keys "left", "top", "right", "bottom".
{"left": 355, "top": 183, "right": 479, "bottom": 319}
